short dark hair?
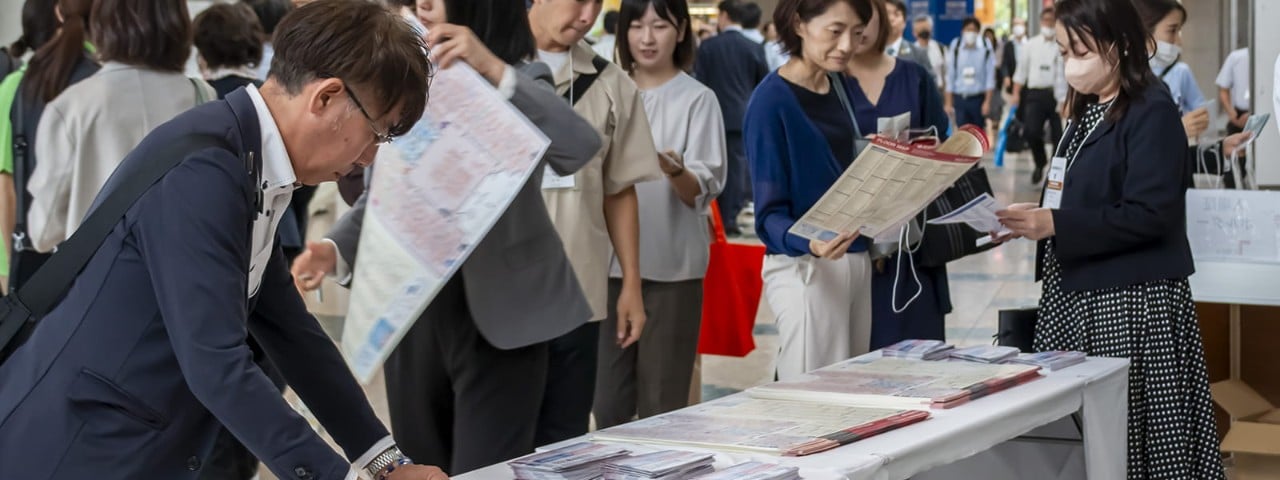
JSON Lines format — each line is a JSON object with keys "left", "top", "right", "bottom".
{"left": 270, "top": 0, "right": 431, "bottom": 138}
{"left": 244, "top": 0, "right": 293, "bottom": 37}
{"left": 885, "top": 0, "right": 906, "bottom": 17}
{"left": 91, "top": 0, "right": 192, "bottom": 72}
{"left": 1055, "top": 0, "right": 1154, "bottom": 123}
{"left": 194, "top": 3, "right": 265, "bottom": 71}
{"left": 617, "top": 0, "right": 697, "bottom": 72}
{"left": 961, "top": 16, "right": 980, "bottom": 31}
{"left": 443, "top": 0, "right": 537, "bottom": 65}
{"left": 1041, "top": 7, "right": 1055, "bottom": 20}
{"left": 740, "top": 2, "right": 763, "bottom": 29}
{"left": 1132, "top": 0, "right": 1187, "bottom": 31}
{"left": 717, "top": 0, "right": 745, "bottom": 23}
{"left": 774, "top": 0, "right": 880, "bottom": 58}
{"left": 603, "top": 10, "right": 620, "bottom": 35}
{"left": 385, "top": 0, "right": 415, "bottom": 7}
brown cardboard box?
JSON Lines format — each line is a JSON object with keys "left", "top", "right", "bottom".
{"left": 1212, "top": 380, "right": 1280, "bottom": 479}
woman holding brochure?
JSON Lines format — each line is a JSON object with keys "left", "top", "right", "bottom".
{"left": 592, "top": 0, "right": 727, "bottom": 428}
{"left": 841, "top": 0, "right": 952, "bottom": 351}
{"left": 745, "top": 0, "right": 880, "bottom": 381}
{"left": 995, "top": 0, "right": 1224, "bottom": 477}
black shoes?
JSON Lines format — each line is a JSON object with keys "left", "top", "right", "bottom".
{"left": 1031, "top": 167, "right": 1044, "bottom": 184}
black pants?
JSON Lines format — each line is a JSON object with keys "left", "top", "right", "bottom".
{"left": 717, "top": 131, "right": 749, "bottom": 235}
{"left": 953, "top": 94, "right": 986, "bottom": 129}
{"left": 535, "top": 321, "right": 600, "bottom": 446}
{"left": 1227, "top": 108, "right": 1249, "bottom": 135}
{"left": 385, "top": 274, "right": 550, "bottom": 476}
{"left": 1019, "top": 88, "right": 1062, "bottom": 170}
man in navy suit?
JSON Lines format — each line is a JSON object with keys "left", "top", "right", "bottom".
{"left": 0, "top": 2, "right": 445, "bottom": 479}
{"left": 695, "top": 0, "right": 768, "bottom": 236}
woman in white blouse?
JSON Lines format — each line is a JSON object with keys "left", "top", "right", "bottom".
{"left": 28, "top": 0, "right": 213, "bottom": 252}
{"left": 592, "top": 0, "right": 727, "bottom": 428}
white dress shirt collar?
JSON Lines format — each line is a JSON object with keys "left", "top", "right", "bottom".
{"left": 245, "top": 85, "right": 299, "bottom": 191}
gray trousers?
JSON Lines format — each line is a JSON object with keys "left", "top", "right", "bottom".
{"left": 593, "top": 279, "right": 704, "bottom": 429}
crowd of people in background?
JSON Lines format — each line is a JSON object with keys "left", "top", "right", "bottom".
{"left": 0, "top": 0, "right": 1259, "bottom": 479}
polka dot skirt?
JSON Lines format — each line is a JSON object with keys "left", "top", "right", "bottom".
{"left": 1035, "top": 103, "right": 1225, "bottom": 480}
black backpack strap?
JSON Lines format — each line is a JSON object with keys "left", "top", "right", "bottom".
{"left": 0, "top": 134, "right": 228, "bottom": 350}
{"left": 11, "top": 79, "right": 31, "bottom": 262}
{"left": 562, "top": 55, "right": 611, "bottom": 106}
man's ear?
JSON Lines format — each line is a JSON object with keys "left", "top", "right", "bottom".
{"left": 308, "top": 78, "right": 347, "bottom": 118}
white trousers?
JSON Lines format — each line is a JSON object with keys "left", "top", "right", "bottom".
{"left": 762, "top": 252, "right": 873, "bottom": 381}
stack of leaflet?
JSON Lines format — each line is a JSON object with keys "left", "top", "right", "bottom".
{"left": 1006, "top": 351, "right": 1087, "bottom": 371}
{"left": 948, "top": 346, "right": 1020, "bottom": 364}
{"left": 510, "top": 443, "right": 631, "bottom": 480}
{"left": 602, "top": 451, "right": 715, "bottom": 480}
{"left": 880, "top": 339, "right": 954, "bottom": 360}
{"left": 750, "top": 357, "right": 1042, "bottom": 409}
{"left": 690, "top": 462, "right": 800, "bottom": 480}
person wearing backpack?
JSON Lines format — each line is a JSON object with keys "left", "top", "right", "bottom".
{"left": 944, "top": 17, "right": 996, "bottom": 129}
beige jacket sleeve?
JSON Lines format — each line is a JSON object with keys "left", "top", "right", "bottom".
{"left": 28, "top": 99, "right": 75, "bottom": 253}
{"left": 602, "top": 73, "right": 663, "bottom": 195}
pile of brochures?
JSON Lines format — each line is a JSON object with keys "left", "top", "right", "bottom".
{"left": 881, "top": 339, "right": 954, "bottom": 360}
{"left": 509, "top": 443, "right": 631, "bottom": 480}
{"left": 948, "top": 345, "right": 1020, "bottom": 364}
{"left": 690, "top": 461, "right": 800, "bottom": 480}
{"left": 1006, "top": 351, "right": 1087, "bottom": 371}
{"left": 602, "top": 451, "right": 715, "bottom": 480}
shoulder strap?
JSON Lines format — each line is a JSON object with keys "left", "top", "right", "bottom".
{"left": 190, "top": 77, "right": 209, "bottom": 105}
{"left": 11, "top": 80, "right": 30, "bottom": 250}
{"left": 1159, "top": 61, "right": 1177, "bottom": 80}
{"left": 11, "top": 135, "right": 227, "bottom": 317}
{"left": 827, "top": 72, "right": 863, "bottom": 139}
{"left": 563, "top": 55, "right": 611, "bottom": 106}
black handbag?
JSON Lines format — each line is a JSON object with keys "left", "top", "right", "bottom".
{"left": 917, "top": 165, "right": 998, "bottom": 267}
{"left": 996, "top": 307, "right": 1039, "bottom": 353}
{"left": 0, "top": 135, "right": 229, "bottom": 362}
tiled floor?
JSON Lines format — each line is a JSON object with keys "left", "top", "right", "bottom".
{"left": 262, "top": 150, "right": 1049, "bottom": 479}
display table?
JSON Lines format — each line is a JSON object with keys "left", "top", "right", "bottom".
{"left": 455, "top": 357, "right": 1129, "bottom": 480}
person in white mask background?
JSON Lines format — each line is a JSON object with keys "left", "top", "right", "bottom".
{"left": 1135, "top": 0, "right": 1207, "bottom": 140}
{"left": 1011, "top": 7, "right": 1067, "bottom": 185}
{"left": 996, "top": 0, "right": 1225, "bottom": 477}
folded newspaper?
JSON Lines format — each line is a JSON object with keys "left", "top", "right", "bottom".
{"left": 749, "top": 356, "right": 1041, "bottom": 409}
{"left": 881, "top": 339, "right": 955, "bottom": 360}
{"left": 602, "top": 451, "right": 715, "bottom": 480}
{"left": 789, "top": 125, "right": 989, "bottom": 242}
{"left": 689, "top": 462, "right": 800, "bottom": 480}
{"left": 948, "top": 345, "right": 1020, "bottom": 364}
{"left": 509, "top": 443, "right": 631, "bottom": 480}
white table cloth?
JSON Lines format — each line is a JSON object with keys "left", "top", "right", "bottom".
{"left": 455, "top": 357, "right": 1129, "bottom": 480}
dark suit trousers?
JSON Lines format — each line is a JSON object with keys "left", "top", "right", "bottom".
{"left": 385, "top": 273, "right": 550, "bottom": 476}
{"left": 953, "top": 94, "right": 986, "bottom": 129}
{"left": 1019, "top": 88, "right": 1062, "bottom": 170}
{"left": 535, "top": 321, "right": 600, "bottom": 446}
{"left": 718, "top": 131, "right": 749, "bottom": 235}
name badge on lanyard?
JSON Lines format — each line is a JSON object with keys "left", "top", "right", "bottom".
{"left": 1042, "top": 156, "right": 1067, "bottom": 209}
{"left": 541, "top": 165, "right": 577, "bottom": 190}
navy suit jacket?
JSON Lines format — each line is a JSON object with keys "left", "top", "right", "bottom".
{"left": 694, "top": 30, "right": 769, "bottom": 133}
{"left": 0, "top": 89, "right": 386, "bottom": 480}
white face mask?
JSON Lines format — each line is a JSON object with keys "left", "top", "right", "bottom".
{"left": 1012, "top": 25, "right": 1026, "bottom": 37}
{"left": 962, "top": 31, "right": 979, "bottom": 46}
{"left": 1151, "top": 40, "right": 1181, "bottom": 71}
{"left": 1064, "top": 53, "right": 1115, "bottom": 95}
{"left": 1042, "top": 26, "right": 1055, "bottom": 38}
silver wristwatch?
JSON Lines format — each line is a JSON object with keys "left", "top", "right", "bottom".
{"left": 363, "top": 445, "right": 409, "bottom": 478}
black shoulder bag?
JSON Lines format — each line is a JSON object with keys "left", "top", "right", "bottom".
{"left": 562, "top": 55, "right": 612, "bottom": 106}
{"left": 0, "top": 135, "right": 228, "bottom": 362}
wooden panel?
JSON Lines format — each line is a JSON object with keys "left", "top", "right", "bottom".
{"left": 1241, "top": 306, "right": 1280, "bottom": 405}
{"left": 1200, "top": 302, "right": 1232, "bottom": 383}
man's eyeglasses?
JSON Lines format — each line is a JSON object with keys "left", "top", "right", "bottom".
{"left": 342, "top": 82, "right": 394, "bottom": 145}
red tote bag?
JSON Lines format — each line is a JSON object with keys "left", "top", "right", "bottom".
{"left": 698, "top": 203, "right": 766, "bottom": 357}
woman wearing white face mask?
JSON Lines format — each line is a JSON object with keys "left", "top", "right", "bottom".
{"left": 994, "top": 0, "right": 1224, "bottom": 478}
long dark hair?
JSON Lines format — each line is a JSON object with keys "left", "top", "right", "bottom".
{"left": 8, "top": 0, "right": 59, "bottom": 59}
{"left": 443, "top": 0, "right": 537, "bottom": 65}
{"left": 23, "top": 0, "right": 94, "bottom": 103}
{"left": 616, "top": 0, "right": 698, "bottom": 72}
{"left": 1055, "top": 0, "right": 1154, "bottom": 123}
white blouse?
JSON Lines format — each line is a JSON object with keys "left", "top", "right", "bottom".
{"left": 610, "top": 72, "right": 727, "bottom": 282}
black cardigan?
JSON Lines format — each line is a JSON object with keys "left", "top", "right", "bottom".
{"left": 1038, "top": 81, "right": 1195, "bottom": 291}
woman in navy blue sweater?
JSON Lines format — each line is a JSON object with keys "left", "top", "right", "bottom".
{"left": 745, "top": 0, "right": 881, "bottom": 380}
{"left": 842, "top": 1, "right": 951, "bottom": 350}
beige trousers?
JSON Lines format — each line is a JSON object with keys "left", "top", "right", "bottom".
{"left": 762, "top": 252, "right": 873, "bottom": 381}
